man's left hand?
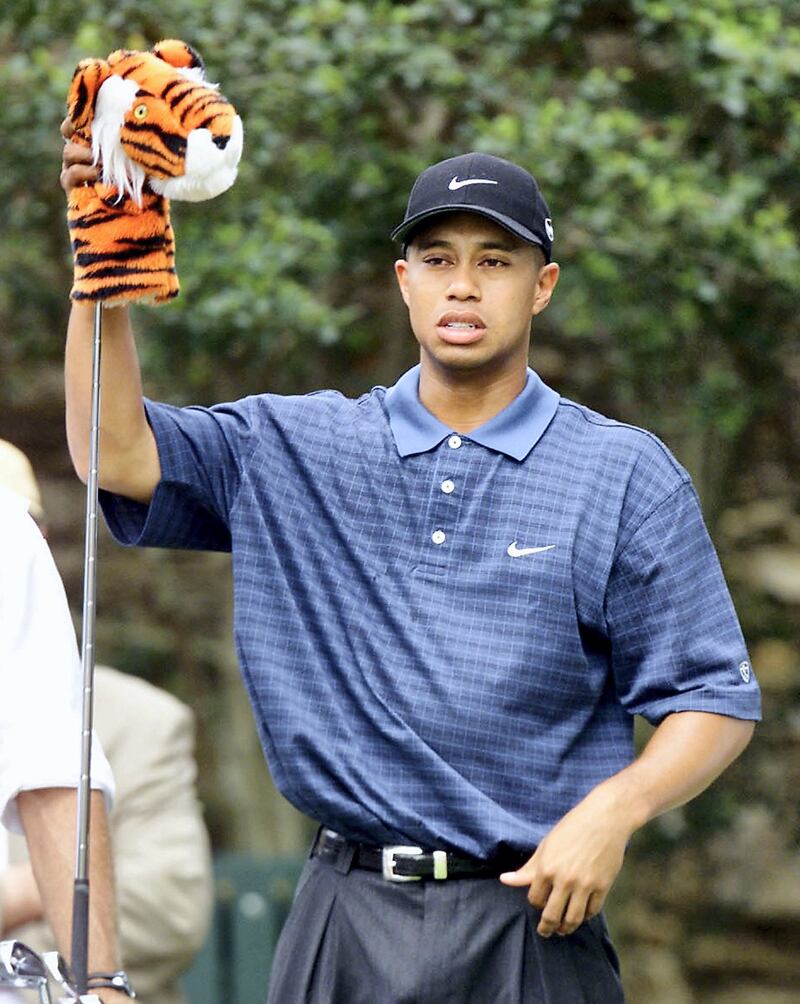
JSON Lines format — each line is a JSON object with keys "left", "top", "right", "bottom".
{"left": 499, "top": 787, "right": 632, "bottom": 938}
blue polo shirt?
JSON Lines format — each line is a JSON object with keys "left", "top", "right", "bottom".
{"left": 101, "top": 366, "right": 760, "bottom": 858}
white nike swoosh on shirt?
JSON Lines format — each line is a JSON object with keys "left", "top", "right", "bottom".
{"left": 507, "top": 542, "right": 556, "bottom": 558}
{"left": 448, "top": 176, "right": 499, "bottom": 191}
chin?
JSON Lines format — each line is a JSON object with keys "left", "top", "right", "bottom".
{"left": 422, "top": 339, "right": 528, "bottom": 378}
{"left": 425, "top": 346, "right": 498, "bottom": 373}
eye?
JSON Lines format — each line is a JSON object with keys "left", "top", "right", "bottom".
{"left": 481, "top": 257, "right": 508, "bottom": 268}
{"left": 133, "top": 103, "right": 148, "bottom": 121}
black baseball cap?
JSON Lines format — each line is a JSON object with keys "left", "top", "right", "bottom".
{"left": 391, "top": 152, "right": 554, "bottom": 262}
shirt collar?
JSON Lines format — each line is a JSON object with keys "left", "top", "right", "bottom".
{"left": 385, "top": 365, "right": 560, "bottom": 461}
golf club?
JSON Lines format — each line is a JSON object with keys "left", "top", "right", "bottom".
{"left": 71, "top": 301, "right": 103, "bottom": 996}
{"left": 44, "top": 951, "right": 102, "bottom": 1003}
{"left": 0, "top": 939, "right": 52, "bottom": 1004}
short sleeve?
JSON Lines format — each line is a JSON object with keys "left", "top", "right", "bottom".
{"left": 101, "top": 397, "right": 255, "bottom": 552}
{"left": 606, "top": 482, "right": 761, "bottom": 724}
{"left": 0, "top": 501, "right": 114, "bottom": 831}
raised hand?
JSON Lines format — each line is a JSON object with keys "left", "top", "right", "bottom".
{"left": 60, "top": 118, "right": 98, "bottom": 191}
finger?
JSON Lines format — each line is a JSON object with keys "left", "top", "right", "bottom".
{"left": 537, "top": 887, "right": 569, "bottom": 938}
{"left": 499, "top": 847, "right": 539, "bottom": 887}
{"left": 499, "top": 852, "right": 539, "bottom": 887}
{"left": 62, "top": 141, "right": 94, "bottom": 167}
{"left": 557, "top": 888, "right": 590, "bottom": 936}
{"left": 585, "top": 889, "right": 606, "bottom": 921}
{"left": 60, "top": 162, "right": 98, "bottom": 185}
{"left": 499, "top": 867, "right": 535, "bottom": 887}
{"left": 60, "top": 163, "right": 98, "bottom": 194}
{"left": 60, "top": 116, "right": 75, "bottom": 139}
{"left": 526, "top": 876, "right": 551, "bottom": 910}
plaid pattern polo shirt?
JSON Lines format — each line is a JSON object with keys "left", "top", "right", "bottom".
{"left": 101, "top": 366, "right": 760, "bottom": 858}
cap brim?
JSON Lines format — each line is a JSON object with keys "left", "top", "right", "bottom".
{"left": 390, "top": 205, "right": 545, "bottom": 254}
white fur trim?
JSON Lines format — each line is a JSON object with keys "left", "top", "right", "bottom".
{"left": 93, "top": 75, "right": 146, "bottom": 205}
{"left": 177, "top": 65, "right": 217, "bottom": 87}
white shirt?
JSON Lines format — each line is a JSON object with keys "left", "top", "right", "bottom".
{"left": 0, "top": 489, "right": 113, "bottom": 833}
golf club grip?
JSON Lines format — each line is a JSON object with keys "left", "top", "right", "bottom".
{"left": 71, "top": 878, "right": 89, "bottom": 994}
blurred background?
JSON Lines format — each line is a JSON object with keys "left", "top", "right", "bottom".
{"left": 1, "top": 1, "right": 799, "bottom": 1001}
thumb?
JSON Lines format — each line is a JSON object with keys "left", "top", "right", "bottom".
{"left": 499, "top": 862, "right": 537, "bottom": 886}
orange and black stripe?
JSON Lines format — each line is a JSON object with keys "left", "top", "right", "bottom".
{"left": 68, "top": 189, "right": 178, "bottom": 305}
{"left": 65, "top": 39, "right": 237, "bottom": 305}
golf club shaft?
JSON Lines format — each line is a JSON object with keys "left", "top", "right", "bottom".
{"left": 71, "top": 300, "right": 103, "bottom": 995}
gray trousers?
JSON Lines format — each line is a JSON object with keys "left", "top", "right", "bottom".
{"left": 267, "top": 855, "right": 625, "bottom": 1004}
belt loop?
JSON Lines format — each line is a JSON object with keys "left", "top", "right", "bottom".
{"left": 334, "top": 838, "right": 356, "bottom": 875}
{"left": 308, "top": 826, "right": 324, "bottom": 860}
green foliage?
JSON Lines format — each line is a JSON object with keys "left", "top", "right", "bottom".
{"left": 1, "top": 0, "right": 799, "bottom": 493}
{"left": 3, "top": 5, "right": 798, "bottom": 919}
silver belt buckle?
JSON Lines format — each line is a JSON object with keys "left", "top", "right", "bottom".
{"left": 382, "top": 845, "right": 423, "bottom": 882}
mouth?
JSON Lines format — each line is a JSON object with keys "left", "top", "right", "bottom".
{"left": 435, "top": 312, "right": 486, "bottom": 345}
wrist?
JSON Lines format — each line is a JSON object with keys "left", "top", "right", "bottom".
{"left": 88, "top": 970, "right": 136, "bottom": 1000}
{"left": 585, "top": 772, "right": 652, "bottom": 836}
{"left": 73, "top": 994, "right": 131, "bottom": 1004}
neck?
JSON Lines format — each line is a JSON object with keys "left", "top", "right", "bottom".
{"left": 417, "top": 359, "right": 528, "bottom": 433}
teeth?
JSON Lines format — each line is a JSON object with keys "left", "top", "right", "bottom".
{"left": 445, "top": 322, "right": 476, "bottom": 329}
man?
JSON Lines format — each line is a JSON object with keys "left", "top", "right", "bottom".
{"left": 61, "top": 145, "right": 761, "bottom": 1003}
{"left": 0, "top": 484, "right": 129, "bottom": 1003}
{"left": 0, "top": 441, "right": 213, "bottom": 1004}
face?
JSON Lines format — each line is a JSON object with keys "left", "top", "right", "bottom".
{"left": 394, "top": 212, "right": 559, "bottom": 380}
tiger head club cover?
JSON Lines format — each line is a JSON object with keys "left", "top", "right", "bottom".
{"left": 65, "top": 39, "right": 243, "bottom": 306}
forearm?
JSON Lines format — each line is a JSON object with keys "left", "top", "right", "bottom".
{"left": 589, "top": 711, "right": 755, "bottom": 834}
{"left": 17, "top": 788, "right": 119, "bottom": 972}
{"left": 65, "top": 302, "right": 159, "bottom": 502}
{"left": 502, "top": 711, "right": 755, "bottom": 936}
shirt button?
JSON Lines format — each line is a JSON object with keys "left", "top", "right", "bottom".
{"left": 448, "top": 435, "right": 462, "bottom": 449}
{"left": 440, "top": 479, "right": 455, "bottom": 494}
{"left": 431, "top": 529, "right": 446, "bottom": 545}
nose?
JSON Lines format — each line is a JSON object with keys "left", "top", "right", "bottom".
{"left": 212, "top": 134, "right": 230, "bottom": 150}
{"left": 447, "top": 264, "right": 480, "bottom": 300}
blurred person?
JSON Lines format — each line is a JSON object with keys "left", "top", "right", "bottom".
{"left": 61, "top": 141, "right": 760, "bottom": 1004}
{"left": 0, "top": 441, "right": 213, "bottom": 1004}
{"left": 0, "top": 482, "right": 126, "bottom": 1002}
{"left": 0, "top": 442, "right": 47, "bottom": 532}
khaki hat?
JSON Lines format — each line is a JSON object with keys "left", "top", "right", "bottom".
{"left": 0, "top": 440, "right": 45, "bottom": 523}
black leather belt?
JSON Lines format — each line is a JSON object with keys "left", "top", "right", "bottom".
{"left": 312, "top": 827, "right": 528, "bottom": 882}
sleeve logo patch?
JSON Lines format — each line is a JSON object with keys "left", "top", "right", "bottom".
{"left": 739, "top": 660, "right": 751, "bottom": 683}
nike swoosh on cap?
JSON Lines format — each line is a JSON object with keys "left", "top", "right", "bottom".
{"left": 507, "top": 542, "right": 556, "bottom": 558}
{"left": 448, "top": 176, "right": 499, "bottom": 191}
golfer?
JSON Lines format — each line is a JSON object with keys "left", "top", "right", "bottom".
{"left": 0, "top": 483, "right": 131, "bottom": 1002}
{"left": 61, "top": 148, "right": 760, "bottom": 1003}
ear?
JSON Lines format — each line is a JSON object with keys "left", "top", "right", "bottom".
{"left": 66, "top": 58, "right": 111, "bottom": 133}
{"left": 394, "top": 258, "right": 412, "bottom": 308}
{"left": 152, "top": 39, "right": 206, "bottom": 76}
{"left": 532, "top": 262, "right": 560, "bottom": 317}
